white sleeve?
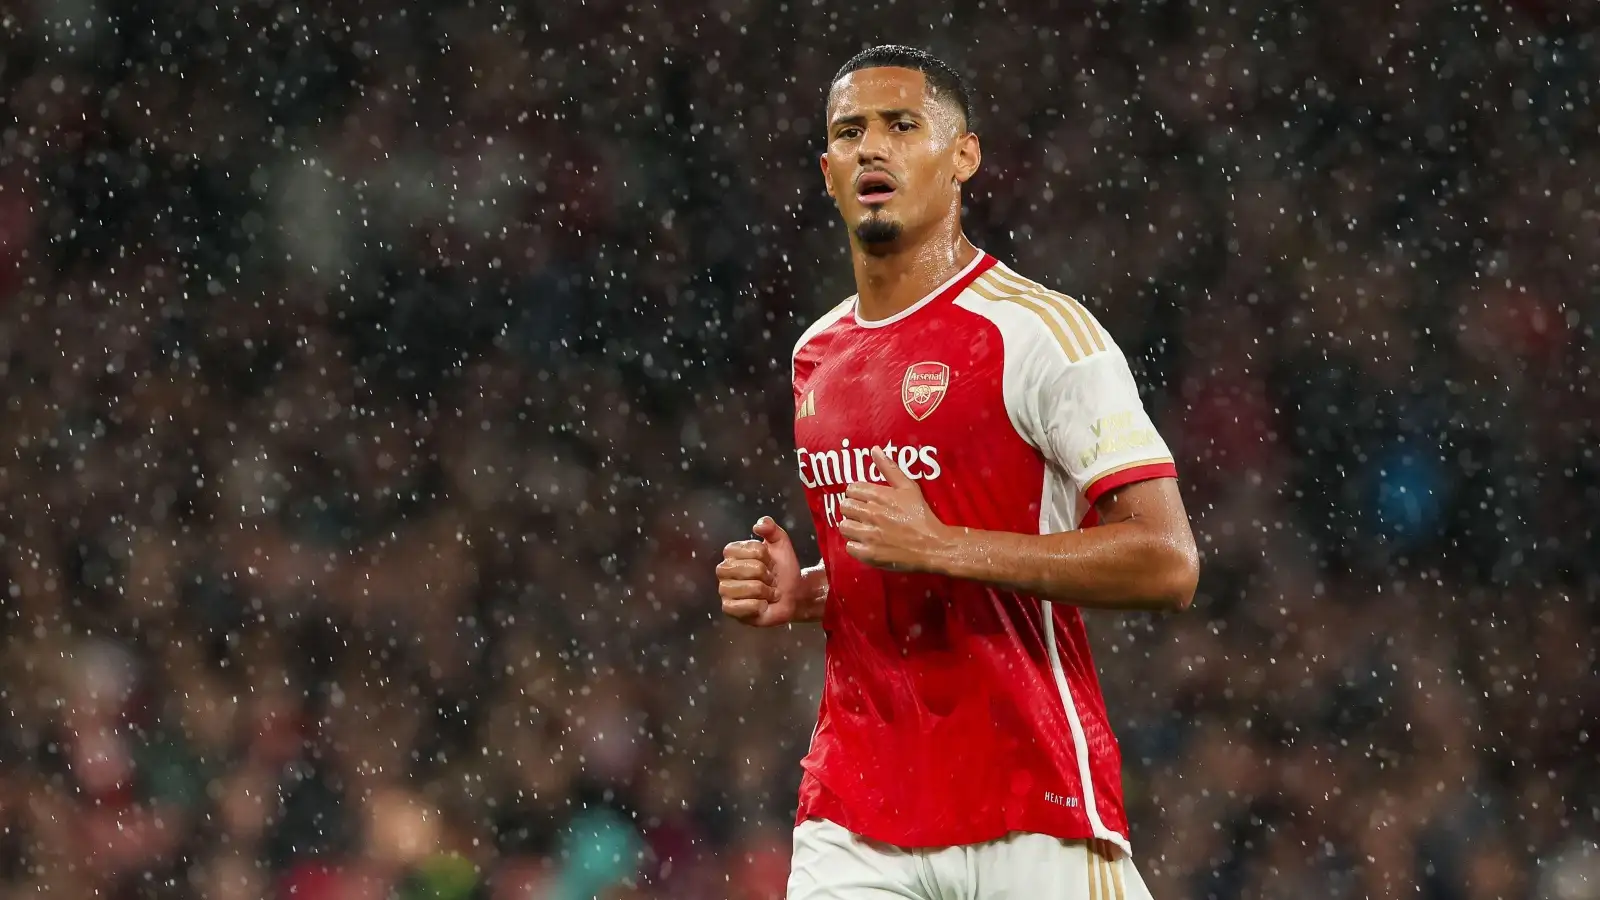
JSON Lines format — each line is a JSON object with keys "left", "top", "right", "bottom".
{"left": 1018, "top": 334, "right": 1176, "bottom": 503}
{"left": 960, "top": 270, "right": 1175, "bottom": 504}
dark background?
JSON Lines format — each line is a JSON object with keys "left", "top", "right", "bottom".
{"left": 0, "top": 1, "right": 1596, "bottom": 898}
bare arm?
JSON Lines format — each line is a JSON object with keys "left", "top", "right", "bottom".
{"left": 930, "top": 478, "right": 1197, "bottom": 611}
{"left": 839, "top": 448, "right": 1197, "bottom": 612}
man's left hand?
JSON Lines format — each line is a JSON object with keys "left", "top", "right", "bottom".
{"left": 838, "top": 447, "right": 955, "bottom": 572}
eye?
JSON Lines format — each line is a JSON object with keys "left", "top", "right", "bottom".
{"left": 891, "top": 120, "right": 916, "bottom": 132}
{"left": 836, "top": 127, "right": 862, "bottom": 141}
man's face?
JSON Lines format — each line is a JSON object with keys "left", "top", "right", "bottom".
{"left": 821, "top": 67, "right": 979, "bottom": 252}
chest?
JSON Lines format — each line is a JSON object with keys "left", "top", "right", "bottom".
{"left": 792, "top": 311, "right": 1019, "bottom": 482}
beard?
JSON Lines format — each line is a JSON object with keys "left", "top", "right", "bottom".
{"left": 853, "top": 212, "right": 904, "bottom": 248}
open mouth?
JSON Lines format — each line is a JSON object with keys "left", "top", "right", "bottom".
{"left": 856, "top": 172, "right": 897, "bottom": 205}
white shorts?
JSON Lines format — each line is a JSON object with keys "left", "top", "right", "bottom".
{"left": 787, "top": 818, "right": 1156, "bottom": 900}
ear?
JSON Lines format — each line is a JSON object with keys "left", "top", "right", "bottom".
{"left": 820, "top": 152, "right": 836, "bottom": 201}
{"left": 953, "top": 130, "right": 981, "bottom": 185}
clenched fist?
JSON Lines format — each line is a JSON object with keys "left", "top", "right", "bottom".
{"left": 718, "top": 516, "right": 807, "bottom": 627}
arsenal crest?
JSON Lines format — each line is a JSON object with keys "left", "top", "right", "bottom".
{"left": 901, "top": 361, "right": 950, "bottom": 421}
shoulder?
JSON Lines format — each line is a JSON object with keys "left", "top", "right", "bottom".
{"left": 792, "top": 296, "right": 856, "bottom": 359}
{"left": 954, "top": 261, "right": 1116, "bottom": 366}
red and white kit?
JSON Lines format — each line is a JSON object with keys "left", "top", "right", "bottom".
{"left": 788, "top": 251, "right": 1175, "bottom": 898}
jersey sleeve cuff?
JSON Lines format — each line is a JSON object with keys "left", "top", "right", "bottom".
{"left": 1083, "top": 459, "right": 1178, "bottom": 506}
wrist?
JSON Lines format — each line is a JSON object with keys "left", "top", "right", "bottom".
{"left": 797, "top": 563, "right": 828, "bottom": 622}
{"left": 917, "top": 522, "right": 966, "bottom": 577}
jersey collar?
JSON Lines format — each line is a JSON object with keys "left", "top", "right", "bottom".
{"left": 853, "top": 251, "right": 996, "bottom": 329}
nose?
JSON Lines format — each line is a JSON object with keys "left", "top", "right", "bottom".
{"left": 856, "top": 122, "right": 891, "bottom": 165}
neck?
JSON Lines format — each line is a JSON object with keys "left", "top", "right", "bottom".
{"left": 852, "top": 217, "right": 980, "bottom": 323}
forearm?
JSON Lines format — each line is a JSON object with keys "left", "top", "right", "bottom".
{"left": 795, "top": 562, "right": 829, "bottom": 623}
{"left": 929, "top": 521, "right": 1197, "bottom": 611}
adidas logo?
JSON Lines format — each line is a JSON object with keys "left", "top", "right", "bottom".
{"left": 797, "top": 391, "right": 817, "bottom": 419}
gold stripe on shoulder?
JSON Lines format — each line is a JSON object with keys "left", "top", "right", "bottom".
{"left": 1037, "top": 281, "right": 1107, "bottom": 354}
{"left": 971, "top": 272, "right": 1086, "bottom": 362}
{"left": 984, "top": 267, "right": 1099, "bottom": 357}
{"left": 988, "top": 266, "right": 1107, "bottom": 355}
{"left": 971, "top": 274, "right": 1086, "bottom": 362}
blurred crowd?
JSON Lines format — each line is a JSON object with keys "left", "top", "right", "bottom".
{"left": 1, "top": 0, "right": 1597, "bottom": 898}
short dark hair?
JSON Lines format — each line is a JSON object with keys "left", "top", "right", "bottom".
{"left": 829, "top": 45, "right": 975, "bottom": 131}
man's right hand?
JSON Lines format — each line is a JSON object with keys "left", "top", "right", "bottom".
{"left": 718, "top": 516, "right": 806, "bottom": 627}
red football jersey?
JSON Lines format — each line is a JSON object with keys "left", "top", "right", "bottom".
{"left": 789, "top": 251, "right": 1177, "bottom": 853}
